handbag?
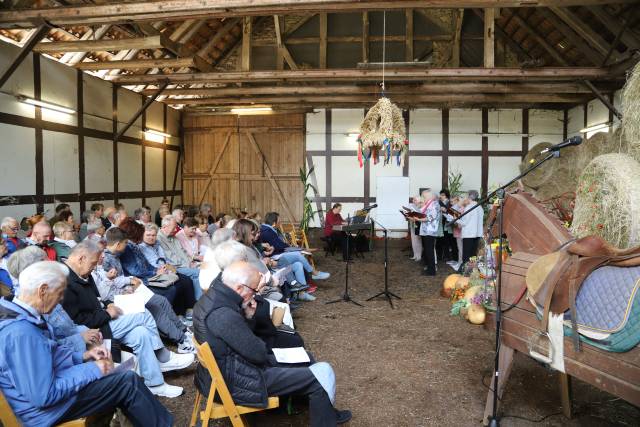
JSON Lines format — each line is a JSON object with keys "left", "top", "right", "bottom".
{"left": 147, "top": 273, "right": 179, "bottom": 288}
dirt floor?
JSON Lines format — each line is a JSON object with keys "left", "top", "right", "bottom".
{"left": 158, "top": 235, "right": 640, "bottom": 427}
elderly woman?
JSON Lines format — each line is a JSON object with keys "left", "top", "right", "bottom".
{"left": 1, "top": 217, "right": 25, "bottom": 255}
{"left": 0, "top": 237, "right": 12, "bottom": 296}
{"left": 408, "top": 196, "right": 423, "bottom": 261}
{"left": 198, "top": 228, "right": 235, "bottom": 292}
{"left": 117, "top": 218, "right": 196, "bottom": 318}
{"left": 410, "top": 190, "right": 441, "bottom": 276}
{"left": 84, "top": 219, "right": 106, "bottom": 244}
{"left": 6, "top": 246, "right": 101, "bottom": 352}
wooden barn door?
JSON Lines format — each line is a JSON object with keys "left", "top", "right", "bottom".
{"left": 182, "top": 113, "right": 304, "bottom": 223}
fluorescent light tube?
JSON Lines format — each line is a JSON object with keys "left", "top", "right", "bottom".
{"left": 17, "top": 95, "right": 75, "bottom": 114}
{"left": 144, "top": 128, "right": 172, "bottom": 138}
{"left": 579, "top": 122, "right": 611, "bottom": 134}
{"left": 230, "top": 106, "right": 273, "bottom": 114}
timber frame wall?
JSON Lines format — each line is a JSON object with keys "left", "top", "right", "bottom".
{"left": 0, "top": 42, "right": 183, "bottom": 219}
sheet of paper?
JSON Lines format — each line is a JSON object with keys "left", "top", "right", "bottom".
{"left": 272, "top": 266, "right": 292, "bottom": 286}
{"left": 109, "top": 355, "right": 135, "bottom": 376}
{"left": 114, "top": 293, "right": 146, "bottom": 315}
{"left": 272, "top": 347, "right": 310, "bottom": 364}
{"left": 134, "top": 283, "right": 155, "bottom": 304}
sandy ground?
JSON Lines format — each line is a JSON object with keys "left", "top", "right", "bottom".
{"left": 157, "top": 235, "right": 640, "bottom": 427}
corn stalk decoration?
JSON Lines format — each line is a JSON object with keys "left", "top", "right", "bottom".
{"left": 299, "top": 166, "right": 320, "bottom": 232}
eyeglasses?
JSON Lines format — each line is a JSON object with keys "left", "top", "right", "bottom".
{"left": 239, "top": 283, "right": 259, "bottom": 294}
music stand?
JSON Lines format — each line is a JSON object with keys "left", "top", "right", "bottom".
{"left": 367, "top": 219, "right": 401, "bottom": 308}
{"left": 326, "top": 226, "right": 363, "bottom": 307}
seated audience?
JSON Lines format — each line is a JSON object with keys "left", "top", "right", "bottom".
{"left": 176, "top": 217, "right": 204, "bottom": 261}
{"left": 200, "top": 203, "right": 214, "bottom": 224}
{"left": 199, "top": 228, "right": 235, "bottom": 292}
{"left": 155, "top": 199, "right": 170, "bottom": 227}
{"left": 207, "top": 212, "right": 226, "bottom": 236}
{"left": 455, "top": 190, "right": 484, "bottom": 269}
{"left": 48, "top": 203, "right": 71, "bottom": 227}
{"left": 118, "top": 218, "right": 196, "bottom": 316}
{"left": 6, "top": 246, "right": 100, "bottom": 353}
{"left": 193, "top": 261, "right": 351, "bottom": 427}
{"left": 1, "top": 217, "right": 25, "bottom": 255}
{"left": 84, "top": 219, "right": 106, "bottom": 244}
{"left": 134, "top": 207, "right": 152, "bottom": 225}
{"left": 260, "top": 211, "right": 330, "bottom": 281}
{"left": 172, "top": 208, "right": 185, "bottom": 228}
{"left": 194, "top": 214, "right": 212, "bottom": 249}
{"left": 323, "top": 203, "right": 350, "bottom": 261}
{"left": 62, "top": 241, "right": 193, "bottom": 398}
{"left": 25, "top": 222, "right": 57, "bottom": 261}
{"left": 156, "top": 215, "right": 202, "bottom": 299}
{"left": 0, "top": 261, "right": 173, "bottom": 426}
{"left": 0, "top": 237, "right": 12, "bottom": 296}
{"left": 90, "top": 203, "right": 108, "bottom": 230}
{"left": 100, "top": 227, "right": 194, "bottom": 353}
{"left": 50, "top": 221, "right": 77, "bottom": 261}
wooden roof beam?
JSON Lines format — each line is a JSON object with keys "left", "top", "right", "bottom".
{"left": 472, "top": 8, "right": 533, "bottom": 61}
{"left": 586, "top": 5, "right": 640, "bottom": 49}
{"left": 165, "top": 93, "right": 591, "bottom": 106}
{"left": 549, "top": 6, "right": 621, "bottom": 60}
{"left": 506, "top": 9, "right": 570, "bottom": 66}
{"left": 75, "top": 57, "right": 207, "bottom": 71}
{"left": 109, "top": 67, "right": 614, "bottom": 85}
{"left": 144, "top": 82, "right": 616, "bottom": 97}
{"left": 1, "top": 1, "right": 635, "bottom": 28}
{"left": 34, "top": 34, "right": 168, "bottom": 53}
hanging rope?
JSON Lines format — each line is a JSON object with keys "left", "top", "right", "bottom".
{"left": 381, "top": 10, "right": 386, "bottom": 95}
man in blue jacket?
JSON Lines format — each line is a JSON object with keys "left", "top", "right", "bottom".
{"left": 0, "top": 261, "right": 173, "bottom": 427}
{"left": 260, "top": 212, "right": 330, "bottom": 281}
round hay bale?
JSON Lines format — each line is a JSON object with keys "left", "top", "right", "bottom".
{"left": 441, "top": 274, "right": 461, "bottom": 298}
{"left": 622, "top": 61, "right": 640, "bottom": 146}
{"left": 575, "top": 132, "right": 609, "bottom": 173}
{"left": 520, "top": 142, "right": 555, "bottom": 189}
{"left": 571, "top": 153, "right": 640, "bottom": 248}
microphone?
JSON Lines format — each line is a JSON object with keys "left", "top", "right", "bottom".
{"left": 361, "top": 204, "right": 378, "bottom": 211}
{"left": 540, "top": 136, "right": 582, "bottom": 154}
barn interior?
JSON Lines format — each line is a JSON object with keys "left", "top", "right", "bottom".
{"left": 0, "top": 1, "right": 639, "bottom": 426}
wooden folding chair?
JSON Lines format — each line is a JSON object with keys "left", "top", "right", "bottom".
{"left": 0, "top": 389, "right": 87, "bottom": 427}
{"left": 190, "top": 340, "right": 279, "bottom": 427}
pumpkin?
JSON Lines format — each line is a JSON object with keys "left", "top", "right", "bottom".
{"left": 466, "top": 304, "right": 486, "bottom": 325}
{"left": 455, "top": 276, "right": 470, "bottom": 289}
{"left": 441, "top": 274, "right": 461, "bottom": 297}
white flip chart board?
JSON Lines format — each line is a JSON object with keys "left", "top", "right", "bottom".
{"left": 373, "top": 176, "right": 410, "bottom": 231}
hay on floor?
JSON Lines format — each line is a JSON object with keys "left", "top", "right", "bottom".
{"left": 571, "top": 153, "right": 640, "bottom": 248}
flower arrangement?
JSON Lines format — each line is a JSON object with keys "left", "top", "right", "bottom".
{"left": 357, "top": 97, "right": 409, "bottom": 167}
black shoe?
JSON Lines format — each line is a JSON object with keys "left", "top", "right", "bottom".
{"left": 422, "top": 271, "right": 436, "bottom": 276}
{"left": 336, "top": 409, "right": 352, "bottom": 424}
{"left": 289, "top": 303, "right": 301, "bottom": 311}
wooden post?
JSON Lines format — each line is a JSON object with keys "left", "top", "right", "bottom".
{"left": 484, "top": 8, "right": 495, "bottom": 68}
{"left": 362, "top": 12, "right": 369, "bottom": 63}
{"left": 319, "top": 13, "right": 328, "bottom": 69}
{"left": 241, "top": 16, "right": 252, "bottom": 71}
{"left": 405, "top": 9, "right": 413, "bottom": 62}
{"left": 451, "top": 9, "right": 464, "bottom": 67}
{"left": 559, "top": 373, "right": 573, "bottom": 419}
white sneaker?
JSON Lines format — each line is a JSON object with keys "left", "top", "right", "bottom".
{"left": 177, "top": 336, "right": 196, "bottom": 354}
{"left": 148, "top": 382, "right": 184, "bottom": 398}
{"left": 446, "top": 260, "right": 456, "bottom": 265}
{"left": 159, "top": 351, "right": 194, "bottom": 372}
{"left": 312, "top": 271, "right": 330, "bottom": 280}
{"left": 298, "top": 291, "right": 317, "bottom": 302}
{"left": 450, "top": 262, "right": 461, "bottom": 271}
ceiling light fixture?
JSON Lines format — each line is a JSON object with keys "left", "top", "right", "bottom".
{"left": 230, "top": 106, "right": 273, "bottom": 115}
{"left": 16, "top": 95, "right": 75, "bottom": 114}
{"left": 579, "top": 122, "right": 611, "bottom": 134}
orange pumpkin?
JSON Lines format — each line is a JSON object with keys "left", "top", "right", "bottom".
{"left": 455, "top": 276, "right": 470, "bottom": 290}
{"left": 441, "top": 274, "right": 461, "bottom": 298}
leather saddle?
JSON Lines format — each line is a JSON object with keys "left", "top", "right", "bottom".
{"left": 527, "top": 235, "right": 640, "bottom": 350}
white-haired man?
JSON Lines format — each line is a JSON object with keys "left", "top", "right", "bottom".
{"left": 62, "top": 240, "right": 193, "bottom": 398}
{"left": 193, "top": 261, "right": 352, "bottom": 427}
{"left": 0, "top": 261, "right": 173, "bottom": 426}
{"left": 1, "top": 217, "right": 25, "bottom": 255}
{"left": 455, "top": 189, "right": 484, "bottom": 270}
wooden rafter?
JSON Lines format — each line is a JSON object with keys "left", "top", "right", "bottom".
{"left": 274, "top": 15, "right": 298, "bottom": 70}
{"left": 109, "top": 67, "right": 613, "bottom": 85}
{"left": 549, "top": 6, "right": 620, "bottom": 60}
{"left": 283, "top": 14, "right": 317, "bottom": 38}
{"left": 484, "top": 8, "right": 496, "bottom": 67}
{"left": 34, "top": 35, "right": 167, "bottom": 53}
{"left": 405, "top": 9, "right": 414, "bottom": 62}
{"left": 241, "top": 16, "right": 251, "bottom": 71}
{"left": 2, "top": 1, "right": 634, "bottom": 28}
{"left": 473, "top": 8, "right": 533, "bottom": 61}
{"left": 586, "top": 5, "right": 640, "bottom": 49}
{"left": 507, "top": 9, "right": 570, "bottom": 66}
{"left": 451, "top": 9, "right": 464, "bottom": 67}
{"left": 362, "top": 12, "right": 369, "bottom": 63}
{"left": 75, "top": 57, "right": 207, "bottom": 70}
{"left": 197, "top": 18, "right": 240, "bottom": 58}
{"left": 319, "top": 12, "right": 327, "bottom": 68}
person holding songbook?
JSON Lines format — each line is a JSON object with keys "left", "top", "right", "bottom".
{"left": 324, "top": 204, "right": 350, "bottom": 261}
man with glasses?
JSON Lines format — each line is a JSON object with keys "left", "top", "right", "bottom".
{"left": 193, "top": 261, "right": 352, "bottom": 427}
{"left": 1, "top": 217, "right": 25, "bottom": 255}
{"left": 25, "top": 222, "right": 57, "bottom": 261}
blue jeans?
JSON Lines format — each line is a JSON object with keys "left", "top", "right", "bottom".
{"left": 285, "top": 261, "right": 307, "bottom": 285}
{"left": 177, "top": 267, "right": 202, "bottom": 300}
{"left": 57, "top": 371, "right": 173, "bottom": 427}
{"left": 277, "top": 252, "right": 313, "bottom": 273}
{"left": 109, "top": 311, "right": 165, "bottom": 387}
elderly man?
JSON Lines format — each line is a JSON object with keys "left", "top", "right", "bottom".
{"left": 25, "top": 222, "right": 57, "bottom": 261}
{"left": 62, "top": 241, "right": 194, "bottom": 398}
{"left": 1, "top": 217, "right": 25, "bottom": 255}
{"left": 50, "top": 221, "right": 77, "bottom": 262}
{"left": 172, "top": 208, "right": 185, "bottom": 228}
{"left": 0, "top": 261, "right": 173, "bottom": 427}
{"left": 193, "top": 261, "right": 351, "bottom": 427}
{"left": 157, "top": 215, "right": 202, "bottom": 299}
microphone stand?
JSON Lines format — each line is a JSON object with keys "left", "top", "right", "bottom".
{"left": 366, "top": 218, "right": 401, "bottom": 308}
{"left": 326, "top": 222, "right": 363, "bottom": 307}
{"left": 450, "top": 150, "right": 560, "bottom": 427}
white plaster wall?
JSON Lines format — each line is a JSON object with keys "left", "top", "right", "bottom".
{"left": 0, "top": 44, "right": 34, "bottom": 118}
{"left": 43, "top": 130, "right": 79, "bottom": 194}
{"left": 145, "top": 147, "right": 164, "bottom": 191}
{"left": 117, "top": 142, "right": 142, "bottom": 192}
{"left": 41, "top": 55, "right": 77, "bottom": 126}
{"left": 0, "top": 124, "right": 36, "bottom": 195}
{"left": 84, "top": 137, "right": 114, "bottom": 193}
